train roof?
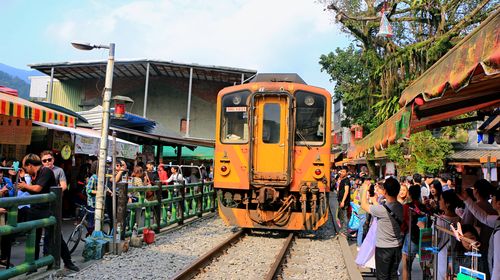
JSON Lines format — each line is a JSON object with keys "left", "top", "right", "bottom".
{"left": 250, "top": 73, "right": 307, "bottom": 85}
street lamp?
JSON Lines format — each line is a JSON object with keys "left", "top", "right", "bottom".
{"left": 72, "top": 42, "right": 115, "bottom": 233}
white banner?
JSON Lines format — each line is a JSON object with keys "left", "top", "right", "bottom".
{"left": 74, "top": 135, "right": 138, "bottom": 159}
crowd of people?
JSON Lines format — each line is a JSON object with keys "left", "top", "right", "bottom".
{"left": 331, "top": 167, "right": 499, "bottom": 280}
{"left": 0, "top": 151, "right": 214, "bottom": 274}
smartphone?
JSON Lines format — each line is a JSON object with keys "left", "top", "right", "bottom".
{"left": 369, "top": 184, "right": 375, "bottom": 197}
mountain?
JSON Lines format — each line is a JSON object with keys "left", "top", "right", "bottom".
{"left": 0, "top": 63, "right": 43, "bottom": 83}
{"left": 0, "top": 71, "right": 30, "bottom": 99}
{"left": 0, "top": 63, "right": 45, "bottom": 99}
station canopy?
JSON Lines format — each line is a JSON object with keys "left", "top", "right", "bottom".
{"left": 349, "top": 10, "right": 500, "bottom": 159}
{"left": 29, "top": 59, "right": 257, "bottom": 84}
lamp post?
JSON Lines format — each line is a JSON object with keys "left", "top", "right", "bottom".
{"left": 72, "top": 42, "right": 115, "bottom": 232}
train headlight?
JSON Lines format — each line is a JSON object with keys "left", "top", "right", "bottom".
{"left": 313, "top": 168, "right": 323, "bottom": 179}
{"left": 220, "top": 164, "right": 230, "bottom": 176}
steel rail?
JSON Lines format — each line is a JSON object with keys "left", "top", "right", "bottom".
{"left": 264, "top": 232, "right": 295, "bottom": 280}
{"left": 171, "top": 229, "right": 246, "bottom": 280}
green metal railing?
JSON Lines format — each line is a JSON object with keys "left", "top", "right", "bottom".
{"left": 125, "top": 180, "right": 216, "bottom": 236}
{"left": 0, "top": 187, "right": 62, "bottom": 279}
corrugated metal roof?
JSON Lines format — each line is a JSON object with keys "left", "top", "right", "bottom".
{"left": 28, "top": 59, "right": 257, "bottom": 84}
{"left": 110, "top": 126, "right": 215, "bottom": 148}
{"left": 448, "top": 149, "right": 500, "bottom": 161}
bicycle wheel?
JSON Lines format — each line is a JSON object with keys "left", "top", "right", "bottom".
{"left": 67, "top": 225, "right": 84, "bottom": 254}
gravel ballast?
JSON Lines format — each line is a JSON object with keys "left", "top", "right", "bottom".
{"left": 63, "top": 216, "right": 236, "bottom": 280}
{"left": 193, "top": 232, "right": 286, "bottom": 280}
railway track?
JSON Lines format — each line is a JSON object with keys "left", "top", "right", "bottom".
{"left": 171, "top": 230, "right": 295, "bottom": 280}
{"left": 172, "top": 224, "right": 352, "bottom": 280}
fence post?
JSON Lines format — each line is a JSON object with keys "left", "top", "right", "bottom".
{"left": 210, "top": 181, "right": 216, "bottom": 212}
{"left": 116, "top": 182, "right": 128, "bottom": 239}
{"left": 198, "top": 180, "right": 204, "bottom": 217}
{"left": 178, "top": 183, "right": 185, "bottom": 226}
{"left": 50, "top": 186, "right": 62, "bottom": 269}
{"left": 155, "top": 182, "right": 162, "bottom": 233}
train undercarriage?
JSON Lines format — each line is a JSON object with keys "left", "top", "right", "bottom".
{"left": 217, "top": 184, "right": 330, "bottom": 230}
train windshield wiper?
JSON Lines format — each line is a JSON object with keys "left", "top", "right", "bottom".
{"left": 296, "top": 130, "right": 311, "bottom": 150}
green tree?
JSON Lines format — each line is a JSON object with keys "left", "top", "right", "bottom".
{"left": 386, "top": 131, "right": 453, "bottom": 175}
{"left": 320, "top": 0, "right": 498, "bottom": 133}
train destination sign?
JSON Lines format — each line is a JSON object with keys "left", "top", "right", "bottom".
{"left": 226, "top": 107, "right": 246, "bottom": 112}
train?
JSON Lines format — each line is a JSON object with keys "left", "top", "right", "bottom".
{"left": 214, "top": 73, "right": 331, "bottom": 230}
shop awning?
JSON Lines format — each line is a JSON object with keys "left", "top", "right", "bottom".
{"left": 448, "top": 149, "right": 500, "bottom": 162}
{"left": 110, "top": 126, "right": 215, "bottom": 148}
{"left": 33, "top": 121, "right": 139, "bottom": 159}
{"left": 399, "top": 10, "right": 500, "bottom": 107}
{"left": 162, "top": 146, "right": 214, "bottom": 160}
{"left": 348, "top": 107, "right": 411, "bottom": 159}
{"left": 401, "top": 10, "right": 500, "bottom": 131}
{"left": 349, "top": 11, "right": 500, "bottom": 160}
{"left": 0, "top": 88, "right": 76, "bottom": 128}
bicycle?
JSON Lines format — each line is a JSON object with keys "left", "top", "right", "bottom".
{"left": 66, "top": 204, "right": 112, "bottom": 254}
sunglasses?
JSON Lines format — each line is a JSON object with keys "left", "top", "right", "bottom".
{"left": 42, "top": 158, "right": 53, "bottom": 163}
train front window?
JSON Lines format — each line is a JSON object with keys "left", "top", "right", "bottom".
{"left": 262, "top": 103, "right": 281, "bottom": 144}
{"left": 295, "top": 91, "right": 326, "bottom": 145}
{"left": 221, "top": 91, "right": 250, "bottom": 143}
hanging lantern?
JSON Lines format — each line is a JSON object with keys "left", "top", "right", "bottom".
{"left": 355, "top": 127, "right": 363, "bottom": 139}
{"left": 377, "top": 12, "right": 394, "bottom": 38}
{"left": 112, "top": 95, "right": 134, "bottom": 119}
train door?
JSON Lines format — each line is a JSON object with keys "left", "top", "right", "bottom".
{"left": 250, "top": 94, "right": 292, "bottom": 185}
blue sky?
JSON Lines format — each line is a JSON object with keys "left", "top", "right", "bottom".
{"left": 0, "top": 0, "right": 349, "bottom": 92}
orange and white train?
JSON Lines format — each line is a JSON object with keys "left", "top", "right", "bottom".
{"left": 214, "top": 74, "right": 331, "bottom": 230}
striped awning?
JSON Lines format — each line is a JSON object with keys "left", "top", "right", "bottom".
{"left": 0, "top": 89, "right": 76, "bottom": 128}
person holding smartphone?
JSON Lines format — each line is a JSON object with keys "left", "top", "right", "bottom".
{"left": 17, "top": 153, "right": 79, "bottom": 272}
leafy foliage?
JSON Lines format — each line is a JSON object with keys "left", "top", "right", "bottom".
{"left": 386, "top": 131, "right": 453, "bottom": 175}
{"left": 320, "top": 0, "right": 498, "bottom": 133}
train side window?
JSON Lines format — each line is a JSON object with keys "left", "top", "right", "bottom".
{"left": 262, "top": 103, "right": 281, "bottom": 144}
{"left": 221, "top": 91, "right": 250, "bottom": 144}
{"left": 295, "top": 91, "right": 326, "bottom": 145}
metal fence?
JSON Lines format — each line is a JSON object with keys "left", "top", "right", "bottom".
{"left": 123, "top": 180, "right": 216, "bottom": 237}
{"left": 0, "top": 187, "right": 62, "bottom": 279}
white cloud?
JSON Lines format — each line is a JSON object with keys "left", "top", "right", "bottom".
{"left": 45, "top": 0, "right": 346, "bottom": 89}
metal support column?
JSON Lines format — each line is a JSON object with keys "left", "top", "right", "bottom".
{"left": 186, "top": 67, "right": 193, "bottom": 137}
{"left": 241, "top": 73, "right": 244, "bottom": 84}
{"left": 48, "top": 67, "right": 55, "bottom": 102}
{"left": 143, "top": 62, "right": 150, "bottom": 118}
